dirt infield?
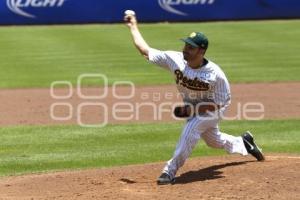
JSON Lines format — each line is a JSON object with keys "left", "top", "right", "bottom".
{"left": 0, "top": 155, "right": 299, "bottom": 200}
{"left": 0, "top": 82, "right": 299, "bottom": 126}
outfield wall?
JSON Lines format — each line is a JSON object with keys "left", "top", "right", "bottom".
{"left": 1, "top": 0, "right": 300, "bottom": 25}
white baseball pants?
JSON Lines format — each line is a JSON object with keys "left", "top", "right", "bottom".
{"left": 163, "top": 111, "right": 248, "bottom": 179}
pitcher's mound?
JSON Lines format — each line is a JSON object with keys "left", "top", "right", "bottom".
{"left": 0, "top": 154, "right": 299, "bottom": 200}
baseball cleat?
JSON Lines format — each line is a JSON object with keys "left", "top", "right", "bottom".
{"left": 242, "top": 131, "right": 265, "bottom": 161}
{"left": 157, "top": 173, "right": 175, "bottom": 185}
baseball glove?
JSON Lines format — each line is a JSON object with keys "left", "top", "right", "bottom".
{"left": 174, "top": 105, "right": 193, "bottom": 118}
{"left": 174, "top": 103, "right": 220, "bottom": 118}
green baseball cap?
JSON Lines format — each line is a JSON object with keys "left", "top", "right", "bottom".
{"left": 181, "top": 32, "right": 209, "bottom": 49}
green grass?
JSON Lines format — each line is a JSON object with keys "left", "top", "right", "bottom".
{"left": 0, "top": 20, "right": 300, "bottom": 88}
{"left": 0, "top": 120, "right": 299, "bottom": 176}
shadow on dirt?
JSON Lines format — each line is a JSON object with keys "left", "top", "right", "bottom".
{"left": 119, "top": 178, "right": 137, "bottom": 184}
{"left": 175, "top": 161, "right": 253, "bottom": 184}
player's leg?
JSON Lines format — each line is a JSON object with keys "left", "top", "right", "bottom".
{"left": 201, "top": 126, "right": 248, "bottom": 155}
{"left": 200, "top": 108, "right": 264, "bottom": 161}
{"left": 202, "top": 126, "right": 264, "bottom": 161}
{"left": 157, "top": 117, "right": 201, "bottom": 184}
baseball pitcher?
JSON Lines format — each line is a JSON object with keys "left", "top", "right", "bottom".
{"left": 124, "top": 10, "right": 264, "bottom": 185}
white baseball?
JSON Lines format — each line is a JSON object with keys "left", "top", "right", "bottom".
{"left": 124, "top": 10, "right": 135, "bottom": 16}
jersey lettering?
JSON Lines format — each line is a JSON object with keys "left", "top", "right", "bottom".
{"left": 174, "top": 69, "right": 209, "bottom": 91}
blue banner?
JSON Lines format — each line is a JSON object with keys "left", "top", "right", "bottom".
{"left": 0, "top": 0, "right": 300, "bottom": 25}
